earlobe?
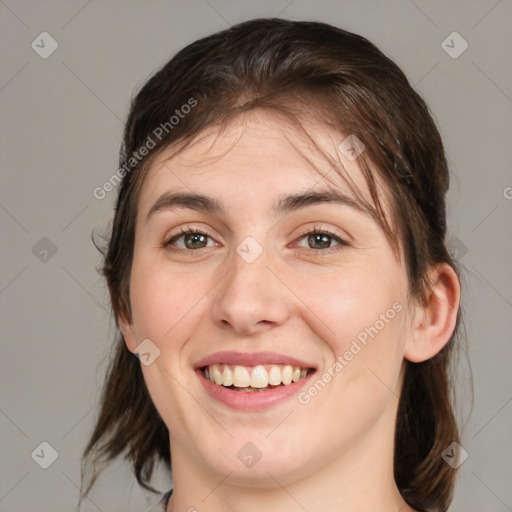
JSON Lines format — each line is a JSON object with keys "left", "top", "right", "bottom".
{"left": 118, "top": 313, "right": 138, "bottom": 353}
{"left": 404, "top": 263, "right": 461, "bottom": 363}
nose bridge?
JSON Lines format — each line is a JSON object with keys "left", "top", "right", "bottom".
{"left": 210, "top": 235, "right": 291, "bottom": 334}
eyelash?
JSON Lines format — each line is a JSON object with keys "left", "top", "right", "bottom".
{"left": 162, "top": 225, "right": 349, "bottom": 255}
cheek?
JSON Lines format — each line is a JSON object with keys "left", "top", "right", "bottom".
{"left": 295, "top": 261, "right": 407, "bottom": 353}
{"left": 128, "top": 256, "right": 204, "bottom": 343}
{"left": 292, "top": 260, "right": 410, "bottom": 417}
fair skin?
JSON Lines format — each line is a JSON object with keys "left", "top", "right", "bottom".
{"left": 120, "top": 111, "right": 460, "bottom": 512}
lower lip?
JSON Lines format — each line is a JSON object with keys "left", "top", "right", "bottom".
{"left": 196, "top": 369, "right": 315, "bottom": 411}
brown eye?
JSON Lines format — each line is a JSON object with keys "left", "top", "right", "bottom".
{"left": 295, "top": 229, "right": 348, "bottom": 252}
{"left": 182, "top": 232, "right": 208, "bottom": 249}
{"left": 308, "top": 233, "right": 332, "bottom": 249}
{"left": 164, "top": 228, "right": 215, "bottom": 251}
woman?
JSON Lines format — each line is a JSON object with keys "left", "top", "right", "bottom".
{"left": 81, "top": 18, "right": 464, "bottom": 512}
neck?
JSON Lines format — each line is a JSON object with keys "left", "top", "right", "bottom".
{"left": 166, "top": 410, "right": 416, "bottom": 512}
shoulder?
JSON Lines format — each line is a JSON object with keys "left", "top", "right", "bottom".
{"left": 140, "top": 489, "right": 173, "bottom": 512}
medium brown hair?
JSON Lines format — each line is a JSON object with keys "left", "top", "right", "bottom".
{"left": 81, "top": 18, "right": 465, "bottom": 512}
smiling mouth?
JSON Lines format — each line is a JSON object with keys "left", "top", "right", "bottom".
{"left": 201, "top": 363, "right": 315, "bottom": 392}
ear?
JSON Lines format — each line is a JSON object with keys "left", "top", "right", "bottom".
{"left": 404, "top": 263, "right": 461, "bottom": 363}
{"left": 118, "top": 312, "right": 138, "bottom": 353}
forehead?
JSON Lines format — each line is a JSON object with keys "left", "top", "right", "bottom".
{"left": 139, "top": 111, "right": 386, "bottom": 211}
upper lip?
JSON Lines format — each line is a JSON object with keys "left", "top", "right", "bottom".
{"left": 194, "top": 351, "right": 316, "bottom": 369}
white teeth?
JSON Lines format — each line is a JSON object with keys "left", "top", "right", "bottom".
{"left": 250, "top": 365, "right": 268, "bottom": 388}
{"left": 203, "top": 363, "right": 310, "bottom": 389}
{"left": 281, "top": 365, "right": 293, "bottom": 385}
{"left": 233, "top": 365, "right": 251, "bottom": 387}
{"left": 222, "top": 365, "right": 233, "bottom": 386}
{"left": 268, "top": 365, "right": 282, "bottom": 385}
{"left": 212, "top": 364, "right": 222, "bottom": 385}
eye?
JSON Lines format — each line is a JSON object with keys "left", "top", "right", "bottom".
{"left": 163, "top": 226, "right": 349, "bottom": 254}
{"left": 294, "top": 228, "right": 349, "bottom": 253}
{"left": 163, "top": 227, "right": 216, "bottom": 252}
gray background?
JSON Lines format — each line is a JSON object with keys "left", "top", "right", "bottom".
{"left": 0, "top": 1, "right": 511, "bottom": 511}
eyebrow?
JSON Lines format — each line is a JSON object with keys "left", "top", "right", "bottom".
{"left": 146, "top": 189, "right": 374, "bottom": 223}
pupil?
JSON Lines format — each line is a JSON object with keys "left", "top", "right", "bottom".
{"left": 186, "top": 233, "right": 206, "bottom": 249}
{"left": 310, "top": 234, "right": 329, "bottom": 249}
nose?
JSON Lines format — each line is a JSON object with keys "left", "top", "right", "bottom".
{"left": 209, "top": 243, "right": 292, "bottom": 336}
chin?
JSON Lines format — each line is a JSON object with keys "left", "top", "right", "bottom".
{"left": 197, "top": 437, "right": 319, "bottom": 488}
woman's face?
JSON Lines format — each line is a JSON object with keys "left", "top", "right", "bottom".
{"left": 120, "top": 111, "right": 417, "bottom": 487}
